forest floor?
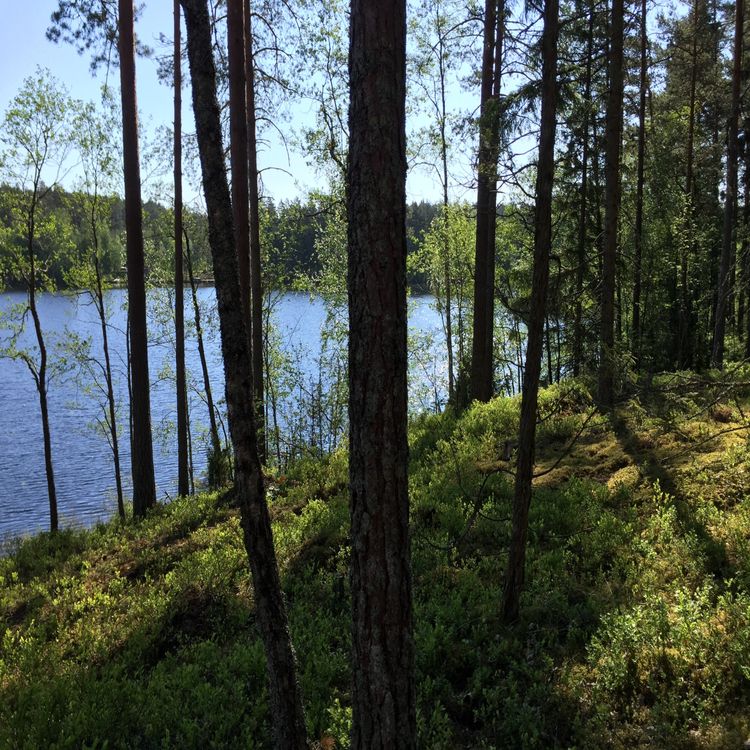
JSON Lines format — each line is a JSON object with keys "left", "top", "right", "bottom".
{"left": 3, "top": 371, "right": 750, "bottom": 748}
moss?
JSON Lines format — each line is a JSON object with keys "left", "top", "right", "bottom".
{"left": 2, "top": 380, "right": 750, "bottom": 748}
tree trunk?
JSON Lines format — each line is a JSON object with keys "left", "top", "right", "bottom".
{"left": 37, "top": 366, "right": 58, "bottom": 533}
{"left": 26, "top": 197, "right": 58, "bottom": 532}
{"left": 180, "top": 2, "right": 307, "bottom": 745}
{"left": 632, "top": 0, "right": 647, "bottom": 369}
{"left": 545, "top": 317, "right": 553, "bottom": 386}
{"left": 572, "top": 3, "right": 594, "bottom": 378}
{"left": 711, "top": 0, "right": 744, "bottom": 368}
{"left": 744, "top": 121, "right": 750, "bottom": 357}
{"left": 119, "top": 0, "right": 156, "bottom": 516}
{"left": 228, "top": 0, "right": 251, "bottom": 330}
{"left": 347, "top": 0, "right": 415, "bottom": 745}
{"left": 469, "top": 0, "right": 504, "bottom": 404}
{"left": 126, "top": 308, "right": 134, "bottom": 463}
{"left": 174, "top": 0, "right": 189, "bottom": 497}
{"left": 93, "top": 252, "right": 125, "bottom": 520}
{"left": 678, "top": 0, "right": 699, "bottom": 369}
{"left": 436, "top": 7, "right": 455, "bottom": 404}
{"left": 739, "top": 137, "right": 748, "bottom": 339}
{"left": 186, "top": 395, "right": 195, "bottom": 495}
{"left": 184, "top": 230, "right": 222, "bottom": 471}
{"left": 501, "top": 0, "right": 559, "bottom": 624}
{"left": 597, "top": 0, "right": 624, "bottom": 407}
{"left": 245, "top": 3, "right": 266, "bottom": 461}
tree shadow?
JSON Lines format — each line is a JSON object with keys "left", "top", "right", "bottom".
{"left": 610, "top": 411, "right": 735, "bottom": 583}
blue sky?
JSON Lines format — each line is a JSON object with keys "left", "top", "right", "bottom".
{"left": 0, "top": 3, "right": 467, "bottom": 206}
{"left": 0, "top": 2, "right": 318, "bottom": 204}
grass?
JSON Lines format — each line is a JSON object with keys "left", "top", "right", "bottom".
{"left": 3, "top": 375, "right": 750, "bottom": 748}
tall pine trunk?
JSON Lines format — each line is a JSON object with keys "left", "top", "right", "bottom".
{"left": 597, "top": 0, "right": 624, "bottom": 407}
{"left": 501, "top": 0, "right": 559, "bottom": 624}
{"left": 180, "top": 2, "right": 307, "bottom": 745}
{"left": 744, "top": 124, "right": 750, "bottom": 357}
{"left": 632, "top": 0, "right": 647, "bottom": 369}
{"left": 469, "top": 0, "right": 504, "bottom": 403}
{"left": 245, "top": 3, "right": 265, "bottom": 461}
{"left": 572, "top": 2, "right": 594, "bottom": 378}
{"left": 228, "top": 0, "right": 251, "bottom": 335}
{"left": 435, "top": 6, "right": 455, "bottom": 403}
{"left": 678, "top": 0, "right": 699, "bottom": 369}
{"left": 174, "top": 0, "right": 189, "bottom": 497}
{"left": 119, "top": 0, "right": 156, "bottom": 515}
{"left": 711, "top": 0, "right": 744, "bottom": 368}
{"left": 348, "top": 0, "right": 415, "bottom": 744}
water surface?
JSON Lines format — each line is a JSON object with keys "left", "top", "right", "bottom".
{"left": 0, "top": 289, "right": 445, "bottom": 539}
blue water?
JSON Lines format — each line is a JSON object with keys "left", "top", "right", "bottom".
{"left": 0, "top": 289, "right": 446, "bottom": 539}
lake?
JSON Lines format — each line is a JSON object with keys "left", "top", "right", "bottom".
{"left": 0, "top": 289, "right": 447, "bottom": 540}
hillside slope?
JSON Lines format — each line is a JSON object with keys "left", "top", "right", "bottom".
{"left": 2, "top": 374, "right": 750, "bottom": 748}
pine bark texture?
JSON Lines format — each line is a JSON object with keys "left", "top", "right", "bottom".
{"left": 572, "top": 5, "right": 594, "bottom": 378}
{"left": 469, "top": 0, "right": 503, "bottom": 403}
{"left": 597, "top": 0, "right": 624, "bottom": 407}
{"left": 679, "top": 0, "right": 699, "bottom": 369}
{"left": 744, "top": 128, "right": 750, "bottom": 357}
{"left": 245, "top": 3, "right": 265, "bottom": 461}
{"left": 711, "top": 0, "right": 744, "bottom": 368}
{"left": 174, "top": 0, "right": 189, "bottom": 497}
{"left": 501, "top": 0, "right": 559, "bottom": 623}
{"left": 227, "top": 0, "right": 251, "bottom": 334}
{"left": 435, "top": 11, "right": 455, "bottom": 403}
{"left": 632, "top": 0, "right": 647, "bottom": 368}
{"left": 347, "top": 0, "right": 416, "bottom": 745}
{"left": 180, "top": 1, "right": 307, "bottom": 746}
{"left": 118, "top": 0, "right": 155, "bottom": 516}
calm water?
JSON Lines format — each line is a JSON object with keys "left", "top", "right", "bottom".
{"left": 0, "top": 289, "right": 445, "bottom": 539}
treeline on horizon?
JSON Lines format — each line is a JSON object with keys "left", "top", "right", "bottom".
{"left": 0, "top": 182, "right": 441, "bottom": 291}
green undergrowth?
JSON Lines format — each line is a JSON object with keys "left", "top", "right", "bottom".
{"left": 3, "top": 374, "right": 750, "bottom": 748}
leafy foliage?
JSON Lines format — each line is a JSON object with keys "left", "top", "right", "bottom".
{"left": 4, "top": 384, "right": 750, "bottom": 747}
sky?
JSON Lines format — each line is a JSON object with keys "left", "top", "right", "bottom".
{"left": 0, "top": 1, "right": 315, "bottom": 204}
{"left": 0, "top": 2, "right": 458, "bottom": 207}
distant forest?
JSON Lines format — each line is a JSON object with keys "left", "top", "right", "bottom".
{"left": 0, "top": 184, "right": 440, "bottom": 290}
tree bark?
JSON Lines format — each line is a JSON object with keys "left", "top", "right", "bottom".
{"left": 469, "top": 0, "right": 504, "bottom": 404}
{"left": 711, "top": 0, "right": 744, "bottom": 368}
{"left": 184, "top": 229, "right": 222, "bottom": 473}
{"left": 228, "top": 0, "right": 251, "bottom": 331}
{"left": 597, "top": 0, "right": 624, "bottom": 407}
{"left": 347, "top": 0, "right": 415, "bottom": 745}
{"left": 25, "top": 192, "right": 59, "bottom": 532}
{"left": 744, "top": 122, "right": 750, "bottom": 357}
{"left": 118, "top": 0, "right": 156, "bottom": 515}
{"left": 93, "top": 251, "right": 125, "bottom": 520}
{"left": 180, "top": 2, "right": 307, "bottom": 745}
{"left": 678, "top": 0, "right": 699, "bottom": 369}
{"left": 501, "top": 0, "right": 559, "bottom": 623}
{"left": 632, "top": 0, "right": 647, "bottom": 369}
{"left": 174, "top": 0, "right": 189, "bottom": 497}
{"left": 435, "top": 6, "right": 455, "bottom": 403}
{"left": 245, "top": 3, "right": 265, "bottom": 461}
{"left": 572, "top": 3, "right": 594, "bottom": 378}
{"left": 738, "top": 145, "right": 747, "bottom": 339}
